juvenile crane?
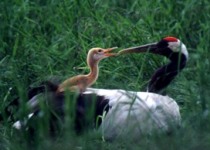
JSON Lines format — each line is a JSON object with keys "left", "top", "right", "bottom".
{"left": 57, "top": 47, "right": 118, "bottom": 93}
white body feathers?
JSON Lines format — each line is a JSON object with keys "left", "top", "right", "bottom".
{"left": 85, "top": 88, "right": 181, "bottom": 141}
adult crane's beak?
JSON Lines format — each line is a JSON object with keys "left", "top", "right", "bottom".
{"left": 118, "top": 43, "right": 158, "bottom": 55}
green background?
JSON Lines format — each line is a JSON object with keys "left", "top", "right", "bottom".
{"left": 0, "top": 0, "right": 210, "bottom": 149}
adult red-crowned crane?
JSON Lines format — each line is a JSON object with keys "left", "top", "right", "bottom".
{"left": 12, "top": 37, "right": 188, "bottom": 141}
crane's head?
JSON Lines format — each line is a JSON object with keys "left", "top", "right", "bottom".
{"left": 88, "top": 47, "right": 118, "bottom": 62}
{"left": 118, "top": 36, "right": 188, "bottom": 60}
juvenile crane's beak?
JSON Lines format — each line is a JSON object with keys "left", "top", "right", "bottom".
{"left": 103, "top": 47, "right": 118, "bottom": 56}
{"left": 118, "top": 43, "right": 158, "bottom": 55}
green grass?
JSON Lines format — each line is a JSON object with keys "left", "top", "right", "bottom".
{"left": 1, "top": 0, "right": 210, "bottom": 149}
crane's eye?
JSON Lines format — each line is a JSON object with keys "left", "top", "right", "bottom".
{"left": 98, "top": 49, "right": 102, "bottom": 53}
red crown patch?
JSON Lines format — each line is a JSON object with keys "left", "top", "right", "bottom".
{"left": 163, "top": 37, "right": 178, "bottom": 42}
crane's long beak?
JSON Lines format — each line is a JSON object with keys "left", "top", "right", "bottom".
{"left": 118, "top": 43, "right": 158, "bottom": 55}
{"left": 104, "top": 47, "right": 118, "bottom": 56}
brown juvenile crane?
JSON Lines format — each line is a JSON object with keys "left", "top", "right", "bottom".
{"left": 57, "top": 47, "right": 118, "bottom": 93}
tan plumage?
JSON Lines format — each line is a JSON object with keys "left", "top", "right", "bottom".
{"left": 57, "top": 47, "right": 117, "bottom": 93}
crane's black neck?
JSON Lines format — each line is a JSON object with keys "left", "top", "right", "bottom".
{"left": 147, "top": 52, "right": 187, "bottom": 93}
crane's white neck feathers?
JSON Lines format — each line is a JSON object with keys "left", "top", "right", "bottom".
{"left": 168, "top": 40, "right": 189, "bottom": 60}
